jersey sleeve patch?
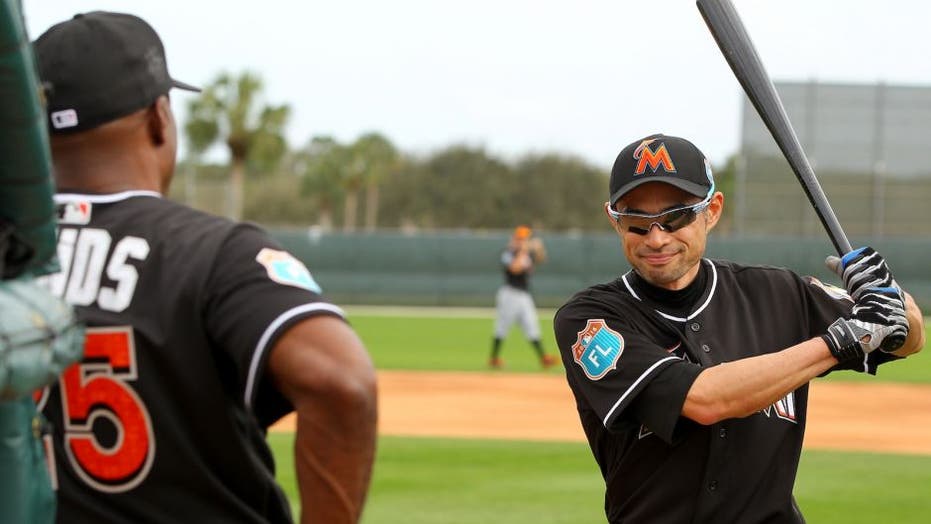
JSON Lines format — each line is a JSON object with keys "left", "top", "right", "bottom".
{"left": 572, "top": 319, "right": 624, "bottom": 380}
{"left": 255, "top": 248, "right": 322, "bottom": 293}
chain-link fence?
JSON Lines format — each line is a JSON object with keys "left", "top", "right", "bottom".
{"left": 733, "top": 81, "right": 931, "bottom": 238}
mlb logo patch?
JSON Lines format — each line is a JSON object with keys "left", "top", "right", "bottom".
{"left": 572, "top": 319, "right": 624, "bottom": 380}
{"left": 51, "top": 109, "right": 79, "bottom": 129}
{"left": 256, "top": 248, "right": 322, "bottom": 293}
{"left": 58, "top": 200, "right": 92, "bottom": 224}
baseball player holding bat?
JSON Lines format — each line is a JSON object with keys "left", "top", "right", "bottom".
{"left": 553, "top": 134, "right": 924, "bottom": 523}
{"left": 32, "top": 12, "right": 376, "bottom": 523}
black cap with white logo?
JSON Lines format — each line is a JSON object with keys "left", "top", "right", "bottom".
{"left": 33, "top": 11, "right": 200, "bottom": 134}
{"left": 608, "top": 134, "right": 714, "bottom": 206}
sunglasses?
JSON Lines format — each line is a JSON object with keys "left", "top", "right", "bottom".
{"left": 606, "top": 194, "right": 712, "bottom": 236}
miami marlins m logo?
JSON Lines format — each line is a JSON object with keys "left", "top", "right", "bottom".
{"left": 759, "top": 391, "right": 797, "bottom": 424}
{"left": 633, "top": 139, "right": 676, "bottom": 175}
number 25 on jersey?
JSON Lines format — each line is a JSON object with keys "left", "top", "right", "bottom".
{"left": 37, "top": 327, "right": 155, "bottom": 493}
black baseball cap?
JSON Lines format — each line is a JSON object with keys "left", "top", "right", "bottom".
{"left": 608, "top": 134, "right": 714, "bottom": 206}
{"left": 33, "top": 11, "right": 200, "bottom": 134}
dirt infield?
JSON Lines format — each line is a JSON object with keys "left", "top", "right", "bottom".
{"left": 271, "top": 370, "right": 931, "bottom": 455}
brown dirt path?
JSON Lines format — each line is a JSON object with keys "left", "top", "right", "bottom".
{"left": 271, "top": 370, "right": 931, "bottom": 455}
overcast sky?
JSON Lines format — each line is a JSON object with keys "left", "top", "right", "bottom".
{"left": 23, "top": 0, "right": 931, "bottom": 170}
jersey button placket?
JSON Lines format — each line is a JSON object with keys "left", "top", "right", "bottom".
{"left": 689, "top": 322, "right": 701, "bottom": 332}
{"left": 708, "top": 480, "right": 718, "bottom": 492}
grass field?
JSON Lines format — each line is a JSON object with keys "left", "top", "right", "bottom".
{"left": 269, "top": 434, "right": 931, "bottom": 523}
{"left": 270, "top": 310, "right": 931, "bottom": 522}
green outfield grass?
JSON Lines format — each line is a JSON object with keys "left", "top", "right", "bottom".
{"left": 268, "top": 433, "right": 931, "bottom": 523}
{"left": 346, "top": 313, "right": 560, "bottom": 373}
{"left": 347, "top": 309, "right": 931, "bottom": 382}
{"left": 266, "top": 310, "right": 931, "bottom": 522}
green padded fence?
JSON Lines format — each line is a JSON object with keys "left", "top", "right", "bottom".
{"left": 271, "top": 229, "right": 931, "bottom": 310}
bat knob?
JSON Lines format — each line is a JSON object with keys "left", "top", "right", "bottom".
{"left": 880, "top": 333, "right": 906, "bottom": 353}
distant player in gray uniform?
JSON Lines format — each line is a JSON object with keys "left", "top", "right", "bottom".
{"left": 490, "top": 226, "right": 557, "bottom": 369}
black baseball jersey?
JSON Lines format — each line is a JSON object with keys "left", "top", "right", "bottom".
{"left": 554, "top": 259, "right": 898, "bottom": 524}
{"left": 501, "top": 248, "right": 538, "bottom": 290}
{"left": 37, "top": 191, "right": 343, "bottom": 523}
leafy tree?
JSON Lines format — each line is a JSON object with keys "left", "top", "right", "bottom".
{"left": 296, "top": 136, "right": 348, "bottom": 230}
{"left": 708, "top": 153, "right": 737, "bottom": 233}
{"left": 417, "top": 145, "right": 515, "bottom": 229}
{"left": 513, "top": 153, "right": 608, "bottom": 231}
{"left": 184, "top": 71, "right": 290, "bottom": 220}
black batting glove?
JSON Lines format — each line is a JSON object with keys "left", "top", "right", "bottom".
{"left": 822, "top": 288, "right": 909, "bottom": 362}
{"left": 825, "top": 246, "right": 900, "bottom": 301}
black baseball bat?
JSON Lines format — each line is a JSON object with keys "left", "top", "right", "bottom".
{"left": 696, "top": 0, "right": 907, "bottom": 352}
{"left": 695, "top": 0, "right": 852, "bottom": 256}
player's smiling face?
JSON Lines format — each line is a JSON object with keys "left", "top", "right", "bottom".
{"left": 609, "top": 182, "right": 723, "bottom": 290}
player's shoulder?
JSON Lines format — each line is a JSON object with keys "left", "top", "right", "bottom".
{"left": 136, "top": 197, "right": 275, "bottom": 246}
{"left": 555, "top": 278, "right": 633, "bottom": 322}
{"left": 708, "top": 258, "right": 839, "bottom": 302}
{"left": 708, "top": 258, "right": 804, "bottom": 284}
{"left": 111, "top": 195, "right": 281, "bottom": 260}
{"left": 146, "top": 197, "right": 235, "bottom": 231}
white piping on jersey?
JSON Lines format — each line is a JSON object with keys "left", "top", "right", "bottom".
{"left": 620, "top": 274, "right": 642, "bottom": 301}
{"left": 244, "top": 302, "right": 346, "bottom": 410}
{"left": 621, "top": 259, "right": 718, "bottom": 323}
{"left": 603, "top": 356, "right": 681, "bottom": 428}
{"left": 54, "top": 190, "right": 162, "bottom": 203}
{"left": 857, "top": 353, "right": 869, "bottom": 373}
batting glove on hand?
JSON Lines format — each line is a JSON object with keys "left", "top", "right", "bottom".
{"left": 825, "top": 246, "right": 900, "bottom": 301}
{"left": 821, "top": 288, "right": 909, "bottom": 362}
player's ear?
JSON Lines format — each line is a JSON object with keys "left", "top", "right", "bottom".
{"left": 146, "top": 95, "right": 172, "bottom": 146}
{"left": 704, "top": 192, "right": 725, "bottom": 230}
{"left": 604, "top": 202, "right": 624, "bottom": 235}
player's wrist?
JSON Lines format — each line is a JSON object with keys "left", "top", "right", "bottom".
{"left": 821, "top": 319, "right": 865, "bottom": 363}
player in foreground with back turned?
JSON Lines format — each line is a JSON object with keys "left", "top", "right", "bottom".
{"left": 33, "top": 11, "right": 377, "bottom": 523}
{"left": 554, "top": 133, "right": 924, "bottom": 523}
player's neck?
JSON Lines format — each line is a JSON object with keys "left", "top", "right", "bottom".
{"left": 631, "top": 261, "right": 708, "bottom": 313}
{"left": 50, "top": 115, "right": 170, "bottom": 195}
{"left": 53, "top": 161, "right": 164, "bottom": 195}
{"left": 52, "top": 146, "right": 166, "bottom": 195}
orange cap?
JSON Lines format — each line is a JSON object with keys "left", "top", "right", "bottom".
{"left": 514, "top": 226, "right": 532, "bottom": 239}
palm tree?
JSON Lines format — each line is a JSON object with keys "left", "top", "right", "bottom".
{"left": 352, "top": 133, "right": 399, "bottom": 232}
{"left": 184, "top": 71, "right": 290, "bottom": 220}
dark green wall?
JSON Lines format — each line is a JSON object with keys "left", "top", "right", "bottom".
{"left": 272, "top": 229, "right": 931, "bottom": 310}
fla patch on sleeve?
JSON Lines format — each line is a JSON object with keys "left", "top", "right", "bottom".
{"left": 255, "top": 248, "right": 322, "bottom": 293}
{"left": 572, "top": 319, "right": 624, "bottom": 380}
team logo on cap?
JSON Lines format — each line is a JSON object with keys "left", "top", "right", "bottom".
{"left": 572, "top": 319, "right": 624, "bottom": 380}
{"left": 51, "top": 109, "right": 79, "bottom": 130}
{"left": 256, "top": 248, "right": 322, "bottom": 293}
{"left": 633, "top": 139, "right": 676, "bottom": 175}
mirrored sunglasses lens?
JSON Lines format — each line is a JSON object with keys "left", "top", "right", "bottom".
{"left": 621, "top": 207, "right": 698, "bottom": 235}
{"left": 661, "top": 208, "right": 697, "bottom": 232}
